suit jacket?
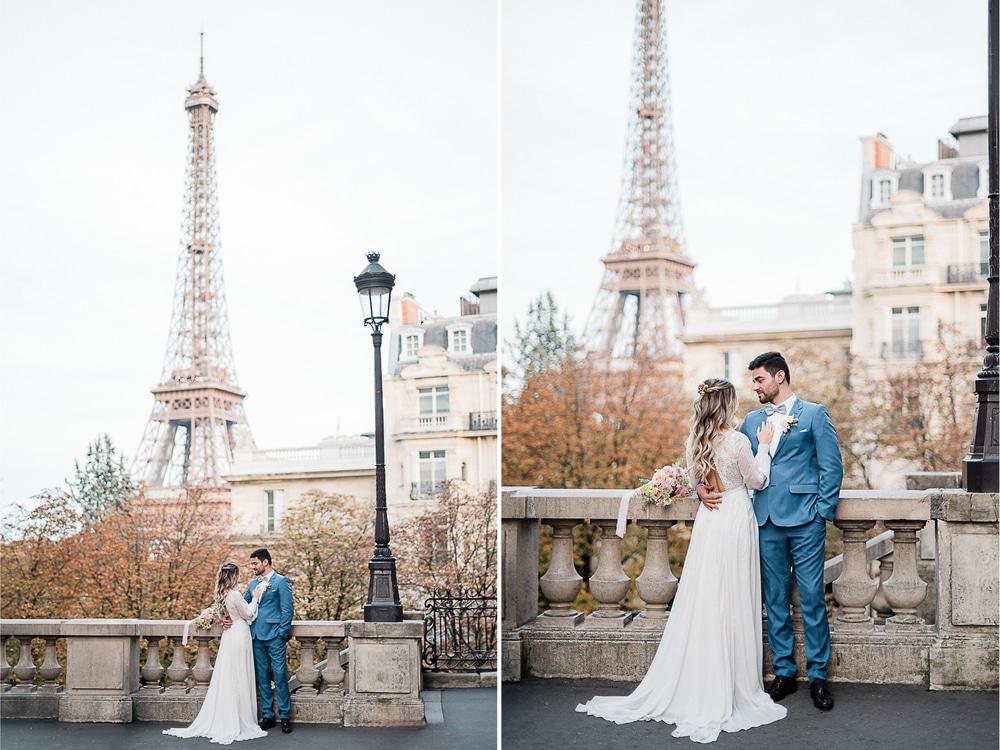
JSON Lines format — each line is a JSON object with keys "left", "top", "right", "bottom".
{"left": 739, "top": 398, "right": 843, "bottom": 527}
{"left": 244, "top": 572, "right": 293, "bottom": 642}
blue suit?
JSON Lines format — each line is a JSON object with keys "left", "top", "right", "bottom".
{"left": 740, "top": 398, "right": 842, "bottom": 682}
{"left": 245, "top": 573, "right": 294, "bottom": 719}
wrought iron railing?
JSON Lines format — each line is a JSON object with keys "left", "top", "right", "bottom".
{"left": 422, "top": 588, "right": 497, "bottom": 673}
{"left": 946, "top": 262, "right": 989, "bottom": 284}
{"left": 468, "top": 411, "right": 497, "bottom": 431}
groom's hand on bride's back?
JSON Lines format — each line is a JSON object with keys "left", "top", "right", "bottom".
{"left": 222, "top": 614, "right": 233, "bottom": 630}
{"left": 697, "top": 483, "right": 723, "bottom": 511}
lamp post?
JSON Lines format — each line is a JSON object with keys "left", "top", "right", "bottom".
{"left": 963, "top": 0, "right": 999, "bottom": 492}
{"left": 353, "top": 252, "right": 404, "bottom": 622}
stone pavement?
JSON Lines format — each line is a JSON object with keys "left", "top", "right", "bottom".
{"left": 502, "top": 678, "right": 999, "bottom": 749}
{"left": 0, "top": 688, "right": 496, "bottom": 750}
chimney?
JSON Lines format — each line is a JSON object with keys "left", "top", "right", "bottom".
{"left": 861, "top": 132, "right": 896, "bottom": 170}
{"left": 399, "top": 293, "right": 420, "bottom": 325}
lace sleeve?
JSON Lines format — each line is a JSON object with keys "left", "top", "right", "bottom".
{"left": 226, "top": 590, "right": 258, "bottom": 623}
{"left": 735, "top": 432, "right": 771, "bottom": 490}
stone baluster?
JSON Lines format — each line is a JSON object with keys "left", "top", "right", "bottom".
{"left": 10, "top": 636, "right": 36, "bottom": 693}
{"left": 295, "top": 636, "right": 321, "bottom": 695}
{"left": 586, "top": 521, "right": 634, "bottom": 627}
{"left": 634, "top": 521, "right": 677, "bottom": 629}
{"left": 189, "top": 635, "right": 214, "bottom": 692}
{"left": 538, "top": 520, "right": 584, "bottom": 626}
{"left": 36, "top": 636, "right": 62, "bottom": 693}
{"left": 166, "top": 635, "right": 190, "bottom": 691}
{"left": 870, "top": 553, "right": 895, "bottom": 624}
{"left": 881, "top": 520, "right": 928, "bottom": 632}
{"left": 141, "top": 636, "right": 165, "bottom": 691}
{"left": 832, "top": 520, "right": 878, "bottom": 631}
{"left": 1, "top": 635, "right": 10, "bottom": 690}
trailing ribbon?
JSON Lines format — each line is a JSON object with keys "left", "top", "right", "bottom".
{"left": 616, "top": 489, "right": 638, "bottom": 538}
{"left": 182, "top": 619, "right": 194, "bottom": 646}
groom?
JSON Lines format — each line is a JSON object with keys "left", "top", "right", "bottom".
{"left": 699, "top": 351, "right": 842, "bottom": 711}
{"left": 246, "top": 547, "right": 294, "bottom": 733}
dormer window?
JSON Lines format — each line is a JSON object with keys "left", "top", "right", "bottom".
{"left": 923, "top": 166, "right": 952, "bottom": 202}
{"left": 400, "top": 327, "right": 425, "bottom": 360}
{"left": 446, "top": 323, "right": 472, "bottom": 354}
{"left": 871, "top": 171, "right": 898, "bottom": 209}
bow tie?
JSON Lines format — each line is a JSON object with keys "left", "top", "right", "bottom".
{"left": 765, "top": 404, "right": 787, "bottom": 416}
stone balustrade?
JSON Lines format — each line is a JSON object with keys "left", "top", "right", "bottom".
{"left": 502, "top": 486, "right": 998, "bottom": 689}
{"left": 1, "top": 619, "right": 425, "bottom": 726}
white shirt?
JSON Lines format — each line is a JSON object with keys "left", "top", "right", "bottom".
{"left": 767, "top": 395, "right": 797, "bottom": 456}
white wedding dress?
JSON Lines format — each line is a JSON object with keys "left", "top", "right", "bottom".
{"left": 164, "top": 590, "right": 268, "bottom": 745}
{"left": 577, "top": 430, "right": 787, "bottom": 744}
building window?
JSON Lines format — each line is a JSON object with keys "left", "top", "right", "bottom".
{"left": 419, "top": 450, "right": 447, "bottom": 495}
{"left": 446, "top": 324, "right": 472, "bottom": 354}
{"left": 419, "top": 386, "right": 450, "bottom": 416}
{"left": 871, "top": 173, "right": 898, "bottom": 208}
{"left": 923, "top": 168, "right": 951, "bottom": 202}
{"left": 264, "top": 489, "right": 284, "bottom": 532}
{"left": 929, "top": 173, "right": 945, "bottom": 199}
{"left": 981, "top": 231, "right": 989, "bottom": 277}
{"left": 404, "top": 334, "right": 420, "bottom": 358}
{"left": 890, "top": 307, "right": 921, "bottom": 358}
{"left": 721, "top": 350, "right": 739, "bottom": 380}
{"left": 892, "top": 236, "right": 925, "bottom": 267}
{"left": 982, "top": 304, "right": 989, "bottom": 344}
{"left": 400, "top": 327, "right": 424, "bottom": 360}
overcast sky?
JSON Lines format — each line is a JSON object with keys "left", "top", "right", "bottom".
{"left": 0, "top": 0, "right": 497, "bottom": 507}
{"left": 502, "top": 0, "right": 988, "bottom": 345}
{"left": 0, "top": 1, "right": 990, "bottom": 509}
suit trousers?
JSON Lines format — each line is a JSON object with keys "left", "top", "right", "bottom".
{"left": 759, "top": 516, "right": 831, "bottom": 682}
{"left": 253, "top": 636, "right": 291, "bottom": 719}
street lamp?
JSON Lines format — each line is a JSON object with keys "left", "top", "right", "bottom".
{"left": 354, "top": 251, "right": 404, "bottom": 622}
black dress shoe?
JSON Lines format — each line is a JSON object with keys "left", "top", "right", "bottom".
{"left": 810, "top": 678, "right": 834, "bottom": 710}
{"left": 280, "top": 718, "right": 293, "bottom": 734}
{"left": 259, "top": 717, "right": 276, "bottom": 730}
{"left": 766, "top": 675, "right": 799, "bottom": 702}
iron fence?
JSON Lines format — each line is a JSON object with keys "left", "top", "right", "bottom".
{"left": 422, "top": 588, "right": 497, "bottom": 673}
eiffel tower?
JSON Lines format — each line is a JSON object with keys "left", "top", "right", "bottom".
{"left": 132, "top": 45, "right": 255, "bottom": 489}
{"left": 583, "top": 0, "right": 695, "bottom": 361}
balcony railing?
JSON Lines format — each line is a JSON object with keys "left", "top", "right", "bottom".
{"left": 501, "top": 486, "right": 999, "bottom": 690}
{"left": 946, "top": 262, "right": 989, "bottom": 284}
{"left": 400, "top": 412, "right": 498, "bottom": 434}
{"left": 870, "top": 265, "right": 943, "bottom": 286}
{"left": 1, "top": 619, "right": 428, "bottom": 725}
{"left": 468, "top": 411, "right": 497, "bottom": 431}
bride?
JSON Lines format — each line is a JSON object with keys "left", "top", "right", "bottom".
{"left": 577, "top": 378, "right": 787, "bottom": 744}
{"left": 164, "top": 562, "right": 268, "bottom": 745}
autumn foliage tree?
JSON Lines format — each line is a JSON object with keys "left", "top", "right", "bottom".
{"left": 1, "top": 486, "right": 233, "bottom": 620}
{"left": 266, "top": 490, "right": 373, "bottom": 621}
{"left": 394, "top": 480, "right": 497, "bottom": 608}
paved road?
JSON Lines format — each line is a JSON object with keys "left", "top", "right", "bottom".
{"left": 0, "top": 688, "right": 496, "bottom": 750}
{"left": 502, "top": 678, "right": 999, "bottom": 749}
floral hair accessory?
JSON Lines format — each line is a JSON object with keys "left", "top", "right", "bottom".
{"left": 697, "top": 382, "right": 709, "bottom": 394}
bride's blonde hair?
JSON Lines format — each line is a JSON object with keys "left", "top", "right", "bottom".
{"left": 688, "top": 378, "right": 739, "bottom": 482}
{"left": 212, "top": 562, "right": 240, "bottom": 616}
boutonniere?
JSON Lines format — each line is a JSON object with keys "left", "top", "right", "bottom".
{"left": 259, "top": 578, "right": 272, "bottom": 593}
{"left": 783, "top": 416, "right": 799, "bottom": 434}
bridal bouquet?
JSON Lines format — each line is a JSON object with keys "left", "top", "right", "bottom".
{"left": 635, "top": 464, "right": 692, "bottom": 507}
{"left": 183, "top": 607, "right": 221, "bottom": 645}
{"left": 194, "top": 607, "right": 221, "bottom": 630}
